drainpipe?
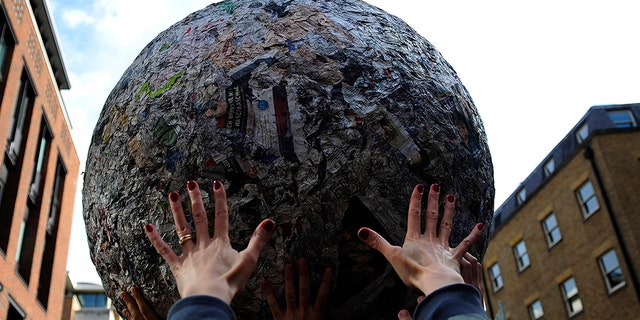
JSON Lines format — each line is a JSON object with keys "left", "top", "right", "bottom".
{"left": 482, "top": 269, "right": 495, "bottom": 318}
{"left": 584, "top": 146, "right": 640, "bottom": 302}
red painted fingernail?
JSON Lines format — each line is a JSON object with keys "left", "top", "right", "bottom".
{"left": 447, "top": 194, "right": 455, "bottom": 203}
{"left": 214, "top": 180, "right": 222, "bottom": 191}
{"left": 187, "top": 180, "right": 197, "bottom": 191}
{"left": 416, "top": 184, "right": 424, "bottom": 194}
{"left": 431, "top": 183, "right": 440, "bottom": 193}
{"left": 477, "top": 223, "right": 485, "bottom": 231}
{"left": 169, "top": 191, "right": 179, "bottom": 202}
{"left": 358, "top": 229, "right": 370, "bottom": 240}
{"left": 264, "top": 220, "right": 275, "bottom": 232}
{"left": 145, "top": 224, "right": 154, "bottom": 233}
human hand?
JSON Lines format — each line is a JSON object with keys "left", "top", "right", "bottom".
{"left": 461, "top": 252, "right": 484, "bottom": 306}
{"left": 120, "top": 286, "right": 163, "bottom": 320}
{"left": 396, "top": 253, "right": 483, "bottom": 320}
{"left": 145, "top": 180, "right": 276, "bottom": 304}
{"left": 261, "top": 258, "right": 332, "bottom": 320}
{"left": 357, "top": 183, "right": 484, "bottom": 297}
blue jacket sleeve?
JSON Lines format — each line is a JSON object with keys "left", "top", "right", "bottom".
{"left": 413, "top": 284, "right": 489, "bottom": 320}
{"left": 167, "top": 295, "right": 237, "bottom": 320}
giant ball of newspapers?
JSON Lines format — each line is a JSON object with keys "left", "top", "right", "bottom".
{"left": 83, "top": 0, "right": 494, "bottom": 319}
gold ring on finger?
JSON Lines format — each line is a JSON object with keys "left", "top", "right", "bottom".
{"left": 178, "top": 233, "right": 195, "bottom": 245}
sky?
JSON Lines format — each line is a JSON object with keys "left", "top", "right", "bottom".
{"left": 47, "top": 0, "right": 640, "bottom": 285}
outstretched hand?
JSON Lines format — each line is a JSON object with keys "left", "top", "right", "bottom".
{"left": 357, "top": 183, "right": 484, "bottom": 297}
{"left": 396, "top": 253, "right": 485, "bottom": 320}
{"left": 145, "top": 180, "right": 276, "bottom": 304}
{"left": 261, "top": 258, "right": 332, "bottom": 320}
{"left": 121, "top": 286, "right": 162, "bottom": 320}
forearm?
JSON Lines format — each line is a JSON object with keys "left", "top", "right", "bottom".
{"left": 413, "top": 284, "right": 488, "bottom": 320}
{"left": 168, "top": 295, "right": 237, "bottom": 320}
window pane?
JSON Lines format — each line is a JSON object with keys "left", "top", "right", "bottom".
{"left": 529, "top": 300, "right": 544, "bottom": 319}
{"left": 585, "top": 197, "right": 600, "bottom": 213}
{"left": 569, "top": 296, "right": 583, "bottom": 313}
{"left": 600, "top": 250, "right": 625, "bottom": 291}
{"left": 577, "top": 181, "right": 599, "bottom": 217}
{"left": 578, "top": 181, "right": 594, "bottom": 199}
{"left": 550, "top": 228, "right": 562, "bottom": 243}
{"left": 79, "top": 293, "right": 107, "bottom": 308}
{"left": 490, "top": 264, "right": 503, "bottom": 290}
{"left": 543, "top": 214, "right": 562, "bottom": 246}
{"left": 563, "top": 278, "right": 578, "bottom": 297}
{"left": 562, "top": 277, "right": 583, "bottom": 315}
{"left": 517, "top": 188, "right": 526, "bottom": 204}
{"left": 608, "top": 268, "right": 624, "bottom": 288}
{"left": 544, "top": 158, "right": 555, "bottom": 177}
{"left": 544, "top": 214, "right": 557, "bottom": 229}
{"left": 576, "top": 123, "right": 589, "bottom": 142}
{"left": 515, "top": 241, "right": 530, "bottom": 269}
{"left": 608, "top": 110, "right": 636, "bottom": 128}
{"left": 601, "top": 251, "right": 618, "bottom": 272}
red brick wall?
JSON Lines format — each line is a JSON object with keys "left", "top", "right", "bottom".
{"left": 0, "top": 1, "right": 79, "bottom": 319}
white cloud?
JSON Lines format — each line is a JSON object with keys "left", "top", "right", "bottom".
{"left": 62, "top": 8, "right": 95, "bottom": 28}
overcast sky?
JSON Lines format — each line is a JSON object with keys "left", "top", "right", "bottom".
{"left": 48, "top": 0, "right": 640, "bottom": 285}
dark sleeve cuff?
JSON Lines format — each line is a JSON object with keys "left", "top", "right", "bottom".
{"left": 168, "top": 295, "right": 237, "bottom": 320}
{"left": 413, "top": 283, "right": 488, "bottom": 320}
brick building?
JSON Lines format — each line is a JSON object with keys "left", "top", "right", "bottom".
{"left": 484, "top": 103, "right": 640, "bottom": 319}
{"left": 0, "top": 0, "right": 79, "bottom": 319}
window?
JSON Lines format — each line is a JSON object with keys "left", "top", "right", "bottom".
{"left": 513, "top": 240, "right": 530, "bottom": 271}
{"left": 29, "top": 121, "right": 52, "bottom": 202}
{"left": 543, "top": 158, "right": 555, "bottom": 178}
{"left": 7, "top": 296, "right": 25, "bottom": 320}
{"left": 599, "top": 249, "right": 625, "bottom": 293}
{"left": 15, "top": 121, "right": 52, "bottom": 282}
{"left": 516, "top": 187, "right": 526, "bottom": 205}
{"left": 489, "top": 263, "right": 504, "bottom": 291}
{"left": 561, "top": 277, "right": 583, "bottom": 316}
{"left": 576, "top": 180, "right": 599, "bottom": 218}
{"left": 528, "top": 300, "right": 544, "bottom": 320}
{"left": 607, "top": 109, "right": 636, "bottom": 128}
{"left": 78, "top": 293, "right": 108, "bottom": 308}
{"left": 37, "top": 158, "right": 66, "bottom": 308}
{"left": 542, "top": 213, "right": 562, "bottom": 247}
{"left": 576, "top": 122, "right": 589, "bottom": 143}
{"left": 6, "top": 71, "right": 36, "bottom": 164}
{"left": 0, "top": 8, "right": 16, "bottom": 101}
{"left": 0, "top": 71, "right": 35, "bottom": 253}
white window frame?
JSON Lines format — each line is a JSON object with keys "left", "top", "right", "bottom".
{"left": 561, "top": 277, "right": 583, "bottom": 317}
{"left": 489, "top": 263, "right": 504, "bottom": 291}
{"left": 576, "top": 180, "right": 600, "bottom": 219}
{"left": 542, "top": 213, "right": 562, "bottom": 247}
{"left": 543, "top": 157, "right": 555, "bottom": 178}
{"left": 528, "top": 299, "right": 544, "bottom": 320}
{"left": 516, "top": 187, "right": 526, "bottom": 205}
{"left": 575, "top": 122, "right": 589, "bottom": 143}
{"left": 598, "top": 249, "right": 625, "bottom": 293}
{"left": 513, "top": 240, "right": 531, "bottom": 271}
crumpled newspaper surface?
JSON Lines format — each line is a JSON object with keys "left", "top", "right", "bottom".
{"left": 82, "top": 0, "right": 494, "bottom": 319}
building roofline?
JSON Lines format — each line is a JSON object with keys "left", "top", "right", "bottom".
{"left": 29, "top": 0, "right": 70, "bottom": 90}
{"left": 491, "top": 103, "right": 640, "bottom": 235}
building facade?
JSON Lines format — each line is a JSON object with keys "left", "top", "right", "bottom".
{"left": 484, "top": 103, "right": 640, "bottom": 319}
{"left": 0, "top": 0, "right": 79, "bottom": 319}
{"left": 62, "top": 274, "right": 121, "bottom": 320}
